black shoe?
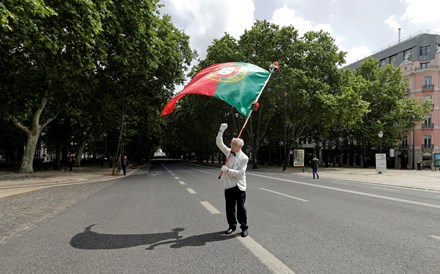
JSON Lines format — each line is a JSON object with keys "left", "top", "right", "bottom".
{"left": 241, "top": 230, "right": 248, "bottom": 237}
{"left": 224, "top": 227, "right": 236, "bottom": 235}
{"left": 317, "top": 175, "right": 319, "bottom": 179}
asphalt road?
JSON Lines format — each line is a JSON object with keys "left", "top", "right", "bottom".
{"left": 1, "top": 160, "right": 440, "bottom": 273}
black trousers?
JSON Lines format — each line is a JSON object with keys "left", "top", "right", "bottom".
{"left": 224, "top": 186, "right": 248, "bottom": 231}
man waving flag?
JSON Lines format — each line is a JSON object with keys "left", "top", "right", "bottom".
{"left": 160, "top": 62, "right": 271, "bottom": 117}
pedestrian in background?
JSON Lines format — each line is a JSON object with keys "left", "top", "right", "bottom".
{"left": 311, "top": 156, "right": 319, "bottom": 179}
{"left": 122, "top": 155, "right": 128, "bottom": 175}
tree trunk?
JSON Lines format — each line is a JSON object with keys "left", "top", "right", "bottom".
{"left": 20, "top": 131, "right": 40, "bottom": 173}
{"left": 14, "top": 97, "right": 58, "bottom": 173}
{"left": 76, "top": 142, "right": 86, "bottom": 166}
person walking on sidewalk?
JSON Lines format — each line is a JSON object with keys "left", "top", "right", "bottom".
{"left": 216, "top": 123, "right": 249, "bottom": 237}
{"left": 311, "top": 156, "right": 320, "bottom": 179}
{"left": 122, "top": 155, "right": 128, "bottom": 176}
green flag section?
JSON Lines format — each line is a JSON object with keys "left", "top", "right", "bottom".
{"left": 161, "top": 62, "right": 270, "bottom": 117}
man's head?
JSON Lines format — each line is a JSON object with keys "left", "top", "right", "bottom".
{"left": 231, "top": 138, "right": 244, "bottom": 153}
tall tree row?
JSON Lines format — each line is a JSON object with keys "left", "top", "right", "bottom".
{"left": 160, "top": 20, "right": 429, "bottom": 168}
{"left": 0, "top": 0, "right": 194, "bottom": 172}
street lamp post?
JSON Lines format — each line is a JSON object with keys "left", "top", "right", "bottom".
{"left": 283, "top": 92, "right": 287, "bottom": 172}
{"left": 378, "top": 130, "right": 383, "bottom": 153}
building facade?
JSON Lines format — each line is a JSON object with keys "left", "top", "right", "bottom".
{"left": 346, "top": 31, "right": 440, "bottom": 169}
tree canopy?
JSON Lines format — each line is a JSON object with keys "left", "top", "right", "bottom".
{"left": 0, "top": 0, "right": 194, "bottom": 172}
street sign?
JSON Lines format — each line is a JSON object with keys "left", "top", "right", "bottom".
{"left": 376, "top": 153, "right": 386, "bottom": 173}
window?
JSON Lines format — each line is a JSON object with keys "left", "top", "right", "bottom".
{"left": 390, "top": 54, "right": 398, "bottom": 65}
{"left": 424, "top": 76, "right": 432, "bottom": 85}
{"left": 423, "top": 135, "right": 432, "bottom": 148}
{"left": 420, "top": 45, "right": 430, "bottom": 56}
{"left": 424, "top": 115, "right": 432, "bottom": 127}
{"left": 423, "top": 76, "right": 434, "bottom": 91}
{"left": 424, "top": 95, "right": 434, "bottom": 109}
{"left": 401, "top": 137, "right": 408, "bottom": 148}
{"left": 421, "top": 63, "right": 428, "bottom": 70}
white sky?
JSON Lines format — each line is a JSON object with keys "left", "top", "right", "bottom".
{"left": 160, "top": 0, "right": 440, "bottom": 66}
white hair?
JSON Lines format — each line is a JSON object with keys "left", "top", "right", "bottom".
{"left": 232, "top": 137, "right": 244, "bottom": 147}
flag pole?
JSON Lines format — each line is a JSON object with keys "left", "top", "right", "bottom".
{"left": 219, "top": 62, "right": 279, "bottom": 179}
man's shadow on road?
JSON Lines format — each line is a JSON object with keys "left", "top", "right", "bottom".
{"left": 70, "top": 224, "right": 238, "bottom": 250}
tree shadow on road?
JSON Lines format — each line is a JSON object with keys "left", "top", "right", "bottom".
{"left": 70, "top": 224, "right": 237, "bottom": 250}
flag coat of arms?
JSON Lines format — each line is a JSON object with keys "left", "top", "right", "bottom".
{"left": 161, "top": 62, "right": 270, "bottom": 117}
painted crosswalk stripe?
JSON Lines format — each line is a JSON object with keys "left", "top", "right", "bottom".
{"left": 200, "top": 201, "right": 221, "bottom": 214}
{"left": 430, "top": 235, "right": 440, "bottom": 240}
{"left": 186, "top": 188, "right": 196, "bottom": 194}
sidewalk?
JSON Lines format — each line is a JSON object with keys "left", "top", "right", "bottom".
{"left": 1, "top": 164, "right": 439, "bottom": 199}
{"left": 255, "top": 166, "right": 440, "bottom": 192}
{"left": 0, "top": 166, "right": 138, "bottom": 199}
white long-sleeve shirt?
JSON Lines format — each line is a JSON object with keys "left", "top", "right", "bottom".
{"left": 216, "top": 131, "right": 249, "bottom": 191}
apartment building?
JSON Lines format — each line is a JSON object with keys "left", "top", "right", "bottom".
{"left": 346, "top": 31, "right": 440, "bottom": 169}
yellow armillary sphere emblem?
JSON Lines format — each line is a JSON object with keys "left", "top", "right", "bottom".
{"left": 206, "top": 63, "right": 248, "bottom": 83}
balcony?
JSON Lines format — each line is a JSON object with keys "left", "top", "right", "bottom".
{"left": 422, "top": 84, "right": 434, "bottom": 92}
{"left": 421, "top": 144, "right": 434, "bottom": 151}
{"left": 422, "top": 123, "right": 434, "bottom": 129}
{"left": 414, "top": 64, "right": 439, "bottom": 72}
{"left": 399, "top": 144, "right": 409, "bottom": 149}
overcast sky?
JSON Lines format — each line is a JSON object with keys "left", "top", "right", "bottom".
{"left": 159, "top": 0, "right": 440, "bottom": 66}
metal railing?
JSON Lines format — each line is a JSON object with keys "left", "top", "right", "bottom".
{"left": 422, "top": 84, "right": 435, "bottom": 91}
{"left": 422, "top": 123, "right": 434, "bottom": 128}
{"left": 421, "top": 144, "right": 434, "bottom": 149}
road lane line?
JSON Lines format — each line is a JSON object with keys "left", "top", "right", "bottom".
{"left": 238, "top": 236, "right": 295, "bottom": 274}
{"left": 260, "top": 187, "right": 308, "bottom": 202}
{"left": 249, "top": 173, "right": 440, "bottom": 209}
{"left": 331, "top": 181, "right": 347, "bottom": 185}
{"left": 200, "top": 201, "right": 221, "bottom": 214}
{"left": 174, "top": 176, "right": 180, "bottom": 180}
{"left": 186, "top": 188, "right": 196, "bottom": 194}
{"left": 372, "top": 186, "right": 400, "bottom": 192}
{"left": 179, "top": 181, "right": 186, "bottom": 185}
{"left": 430, "top": 235, "right": 440, "bottom": 240}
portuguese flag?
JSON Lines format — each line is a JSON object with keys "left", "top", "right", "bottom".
{"left": 160, "top": 62, "right": 271, "bottom": 117}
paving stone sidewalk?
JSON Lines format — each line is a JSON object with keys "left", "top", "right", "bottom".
{"left": 256, "top": 166, "right": 440, "bottom": 192}
{"left": 0, "top": 166, "right": 144, "bottom": 245}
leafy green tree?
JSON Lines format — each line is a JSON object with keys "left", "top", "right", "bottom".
{"left": 351, "top": 58, "right": 430, "bottom": 165}
{"left": 161, "top": 21, "right": 364, "bottom": 168}
{"left": 1, "top": 0, "right": 194, "bottom": 172}
{"left": 0, "top": 0, "right": 107, "bottom": 172}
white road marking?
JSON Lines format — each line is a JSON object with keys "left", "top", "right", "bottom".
{"left": 200, "top": 201, "right": 221, "bottom": 214}
{"left": 238, "top": 236, "right": 295, "bottom": 274}
{"left": 186, "top": 188, "right": 196, "bottom": 194}
{"left": 174, "top": 176, "right": 180, "bottom": 180}
{"left": 372, "top": 186, "right": 400, "bottom": 192}
{"left": 179, "top": 181, "right": 186, "bottom": 185}
{"left": 248, "top": 173, "right": 440, "bottom": 209}
{"left": 430, "top": 235, "right": 440, "bottom": 240}
{"left": 331, "top": 181, "right": 347, "bottom": 185}
{"left": 260, "top": 187, "right": 308, "bottom": 202}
